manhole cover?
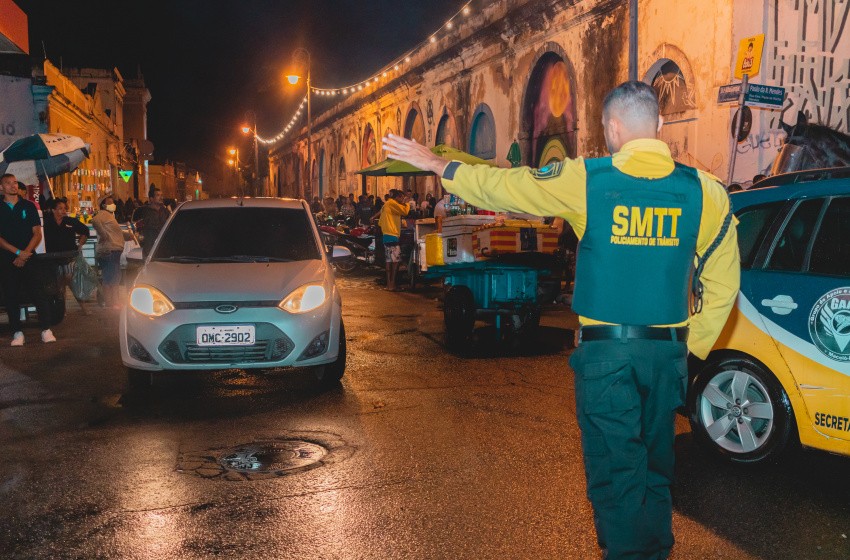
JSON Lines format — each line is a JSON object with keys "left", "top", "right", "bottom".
{"left": 177, "top": 431, "right": 354, "bottom": 481}
{"left": 220, "top": 441, "right": 327, "bottom": 473}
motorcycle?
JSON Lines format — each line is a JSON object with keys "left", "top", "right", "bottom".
{"left": 319, "top": 223, "right": 377, "bottom": 274}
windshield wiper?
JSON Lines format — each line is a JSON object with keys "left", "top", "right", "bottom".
{"left": 154, "top": 256, "right": 207, "bottom": 263}
{"left": 216, "top": 255, "right": 293, "bottom": 263}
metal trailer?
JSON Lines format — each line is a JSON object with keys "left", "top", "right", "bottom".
{"left": 423, "top": 258, "right": 560, "bottom": 350}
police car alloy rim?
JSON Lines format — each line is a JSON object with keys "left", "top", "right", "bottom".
{"left": 697, "top": 368, "right": 775, "bottom": 454}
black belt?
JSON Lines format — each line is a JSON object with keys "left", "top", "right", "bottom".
{"left": 579, "top": 325, "right": 689, "bottom": 343}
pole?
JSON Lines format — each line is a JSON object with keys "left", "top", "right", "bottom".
{"left": 306, "top": 62, "right": 312, "bottom": 202}
{"left": 252, "top": 114, "right": 259, "bottom": 197}
{"left": 628, "top": 0, "right": 638, "bottom": 81}
{"left": 727, "top": 73, "right": 749, "bottom": 185}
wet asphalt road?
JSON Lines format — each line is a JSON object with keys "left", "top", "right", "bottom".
{"left": 0, "top": 274, "right": 848, "bottom": 559}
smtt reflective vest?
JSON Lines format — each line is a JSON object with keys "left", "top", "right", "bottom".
{"left": 572, "top": 157, "right": 703, "bottom": 325}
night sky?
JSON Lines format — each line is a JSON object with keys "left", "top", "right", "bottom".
{"left": 15, "top": 0, "right": 461, "bottom": 175}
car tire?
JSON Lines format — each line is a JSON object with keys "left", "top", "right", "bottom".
{"left": 127, "top": 367, "right": 152, "bottom": 389}
{"left": 688, "top": 355, "right": 796, "bottom": 464}
{"left": 314, "top": 322, "right": 346, "bottom": 387}
{"left": 444, "top": 285, "right": 476, "bottom": 351}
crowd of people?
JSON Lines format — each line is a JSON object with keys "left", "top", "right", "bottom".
{"left": 310, "top": 189, "right": 444, "bottom": 226}
{"left": 0, "top": 174, "right": 172, "bottom": 346}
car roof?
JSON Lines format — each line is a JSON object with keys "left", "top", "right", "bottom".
{"left": 176, "top": 198, "right": 307, "bottom": 211}
{"left": 732, "top": 167, "right": 850, "bottom": 212}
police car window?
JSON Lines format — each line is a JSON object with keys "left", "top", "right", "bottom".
{"left": 809, "top": 197, "right": 850, "bottom": 277}
{"left": 735, "top": 202, "right": 784, "bottom": 268}
{"left": 765, "top": 199, "right": 824, "bottom": 272}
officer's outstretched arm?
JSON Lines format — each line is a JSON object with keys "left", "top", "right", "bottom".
{"left": 688, "top": 183, "right": 741, "bottom": 360}
{"left": 383, "top": 134, "right": 586, "bottom": 224}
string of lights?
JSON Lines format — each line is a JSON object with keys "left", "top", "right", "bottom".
{"left": 256, "top": 95, "right": 308, "bottom": 145}
{"left": 311, "top": 1, "right": 474, "bottom": 96}
{"left": 258, "top": 1, "right": 475, "bottom": 145}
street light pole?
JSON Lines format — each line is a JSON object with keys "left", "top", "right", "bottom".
{"left": 288, "top": 48, "right": 312, "bottom": 201}
{"left": 307, "top": 61, "right": 312, "bottom": 202}
{"left": 243, "top": 111, "right": 259, "bottom": 197}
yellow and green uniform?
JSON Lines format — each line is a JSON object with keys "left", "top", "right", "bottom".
{"left": 441, "top": 138, "right": 740, "bottom": 560}
{"left": 441, "top": 139, "right": 739, "bottom": 360}
{"left": 377, "top": 198, "right": 410, "bottom": 242}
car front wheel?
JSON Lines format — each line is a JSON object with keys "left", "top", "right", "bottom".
{"left": 314, "top": 323, "right": 346, "bottom": 387}
{"left": 688, "top": 356, "right": 796, "bottom": 464}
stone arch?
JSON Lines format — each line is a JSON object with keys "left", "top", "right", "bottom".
{"left": 362, "top": 123, "right": 378, "bottom": 196}
{"left": 469, "top": 103, "right": 497, "bottom": 160}
{"left": 317, "top": 148, "right": 326, "bottom": 198}
{"left": 520, "top": 45, "right": 578, "bottom": 166}
{"left": 404, "top": 103, "right": 427, "bottom": 143}
{"left": 436, "top": 107, "right": 459, "bottom": 147}
{"left": 643, "top": 44, "right": 698, "bottom": 114}
{"left": 643, "top": 44, "right": 699, "bottom": 166}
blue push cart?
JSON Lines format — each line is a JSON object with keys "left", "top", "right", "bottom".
{"left": 424, "top": 259, "right": 558, "bottom": 349}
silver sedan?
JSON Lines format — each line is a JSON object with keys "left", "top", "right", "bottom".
{"left": 119, "top": 198, "right": 350, "bottom": 387}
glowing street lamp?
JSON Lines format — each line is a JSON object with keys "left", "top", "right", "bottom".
{"left": 285, "top": 48, "right": 312, "bottom": 200}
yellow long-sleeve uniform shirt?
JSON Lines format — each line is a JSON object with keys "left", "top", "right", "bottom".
{"left": 441, "top": 138, "right": 740, "bottom": 359}
{"left": 378, "top": 198, "right": 411, "bottom": 239}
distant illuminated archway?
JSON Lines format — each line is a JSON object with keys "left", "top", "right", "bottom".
{"left": 362, "top": 123, "right": 377, "bottom": 196}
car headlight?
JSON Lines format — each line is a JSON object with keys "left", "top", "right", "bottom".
{"left": 279, "top": 283, "right": 327, "bottom": 314}
{"left": 129, "top": 285, "right": 175, "bottom": 317}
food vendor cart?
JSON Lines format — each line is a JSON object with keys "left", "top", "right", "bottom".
{"left": 423, "top": 216, "right": 561, "bottom": 349}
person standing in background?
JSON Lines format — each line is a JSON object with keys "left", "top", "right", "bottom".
{"left": 91, "top": 196, "right": 130, "bottom": 309}
{"left": 43, "top": 197, "right": 90, "bottom": 315}
{"left": 0, "top": 173, "right": 55, "bottom": 345}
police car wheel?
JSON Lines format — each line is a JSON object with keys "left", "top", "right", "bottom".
{"left": 444, "top": 286, "right": 476, "bottom": 349}
{"left": 689, "top": 356, "right": 796, "bottom": 464}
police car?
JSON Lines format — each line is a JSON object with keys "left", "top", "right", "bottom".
{"left": 688, "top": 167, "right": 850, "bottom": 463}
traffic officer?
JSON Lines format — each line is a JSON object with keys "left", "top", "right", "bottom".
{"left": 383, "top": 81, "right": 740, "bottom": 559}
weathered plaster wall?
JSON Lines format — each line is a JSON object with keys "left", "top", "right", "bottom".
{"left": 732, "top": 0, "right": 850, "bottom": 182}
{"left": 269, "top": 0, "right": 847, "bottom": 198}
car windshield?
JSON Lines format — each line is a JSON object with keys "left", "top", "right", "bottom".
{"left": 152, "top": 207, "right": 320, "bottom": 263}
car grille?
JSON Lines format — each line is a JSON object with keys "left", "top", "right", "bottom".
{"left": 184, "top": 342, "right": 270, "bottom": 363}
{"left": 158, "top": 324, "right": 295, "bottom": 364}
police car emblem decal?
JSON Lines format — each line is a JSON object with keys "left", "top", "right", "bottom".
{"left": 808, "top": 287, "right": 850, "bottom": 362}
{"left": 531, "top": 161, "right": 563, "bottom": 180}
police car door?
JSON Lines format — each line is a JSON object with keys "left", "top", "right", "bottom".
{"left": 747, "top": 196, "right": 850, "bottom": 441}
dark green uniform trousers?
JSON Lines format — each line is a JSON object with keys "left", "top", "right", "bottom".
{"left": 569, "top": 338, "right": 689, "bottom": 560}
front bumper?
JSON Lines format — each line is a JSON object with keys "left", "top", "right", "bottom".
{"left": 119, "top": 298, "right": 342, "bottom": 372}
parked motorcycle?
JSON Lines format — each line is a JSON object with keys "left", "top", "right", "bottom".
{"left": 319, "top": 223, "right": 377, "bottom": 274}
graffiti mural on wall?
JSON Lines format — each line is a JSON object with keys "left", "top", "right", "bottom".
{"left": 769, "top": 0, "right": 849, "bottom": 132}
{"left": 524, "top": 52, "right": 577, "bottom": 166}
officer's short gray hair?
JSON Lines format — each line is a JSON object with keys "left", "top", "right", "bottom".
{"left": 602, "top": 81, "right": 660, "bottom": 131}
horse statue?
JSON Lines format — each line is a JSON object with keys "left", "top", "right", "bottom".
{"left": 771, "top": 111, "right": 850, "bottom": 174}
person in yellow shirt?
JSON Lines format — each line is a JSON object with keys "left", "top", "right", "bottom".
{"left": 375, "top": 189, "right": 410, "bottom": 291}
{"left": 383, "top": 81, "right": 740, "bottom": 560}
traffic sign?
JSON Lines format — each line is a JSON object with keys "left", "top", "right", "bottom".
{"left": 734, "top": 34, "right": 765, "bottom": 79}
{"left": 731, "top": 106, "right": 752, "bottom": 142}
{"left": 717, "top": 82, "right": 785, "bottom": 109}
{"left": 745, "top": 83, "right": 786, "bottom": 109}
{"left": 718, "top": 83, "right": 742, "bottom": 104}
{"left": 119, "top": 170, "right": 133, "bottom": 183}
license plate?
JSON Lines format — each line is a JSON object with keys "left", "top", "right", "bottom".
{"left": 196, "top": 325, "right": 255, "bottom": 346}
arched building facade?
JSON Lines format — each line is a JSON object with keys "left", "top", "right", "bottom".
{"left": 269, "top": 0, "right": 849, "bottom": 197}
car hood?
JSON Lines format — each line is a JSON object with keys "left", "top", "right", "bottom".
{"left": 135, "top": 260, "right": 328, "bottom": 303}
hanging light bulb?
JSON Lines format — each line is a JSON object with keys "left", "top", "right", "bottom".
{"left": 446, "top": 21, "right": 453, "bottom": 29}
{"left": 463, "top": 5, "right": 471, "bottom": 15}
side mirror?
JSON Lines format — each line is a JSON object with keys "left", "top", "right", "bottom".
{"left": 331, "top": 245, "right": 352, "bottom": 261}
